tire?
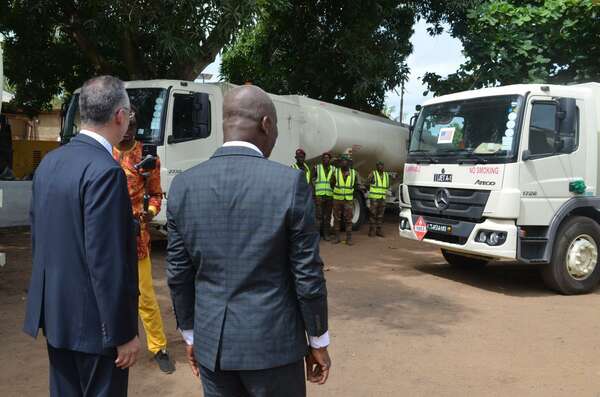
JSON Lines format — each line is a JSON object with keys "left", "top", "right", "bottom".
{"left": 442, "top": 249, "right": 488, "bottom": 268}
{"left": 541, "top": 216, "right": 600, "bottom": 295}
{"left": 352, "top": 192, "right": 368, "bottom": 231}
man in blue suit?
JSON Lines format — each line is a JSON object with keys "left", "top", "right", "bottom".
{"left": 23, "top": 76, "right": 140, "bottom": 397}
{"left": 167, "top": 85, "right": 331, "bottom": 397}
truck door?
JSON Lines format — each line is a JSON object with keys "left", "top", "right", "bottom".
{"left": 163, "top": 88, "right": 219, "bottom": 188}
{"left": 518, "top": 96, "right": 583, "bottom": 226}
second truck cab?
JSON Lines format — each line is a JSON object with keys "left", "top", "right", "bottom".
{"left": 399, "top": 83, "right": 600, "bottom": 294}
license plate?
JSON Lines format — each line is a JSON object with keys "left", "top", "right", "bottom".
{"left": 434, "top": 173, "right": 452, "bottom": 182}
{"left": 427, "top": 222, "right": 453, "bottom": 234}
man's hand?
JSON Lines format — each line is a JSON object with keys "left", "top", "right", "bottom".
{"left": 115, "top": 336, "right": 140, "bottom": 369}
{"left": 141, "top": 211, "right": 154, "bottom": 223}
{"left": 306, "top": 347, "right": 331, "bottom": 385}
{"left": 186, "top": 344, "right": 200, "bottom": 377}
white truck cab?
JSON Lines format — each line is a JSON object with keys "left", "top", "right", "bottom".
{"left": 399, "top": 83, "right": 600, "bottom": 294}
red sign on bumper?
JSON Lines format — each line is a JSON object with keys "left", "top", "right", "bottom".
{"left": 414, "top": 216, "right": 427, "bottom": 241}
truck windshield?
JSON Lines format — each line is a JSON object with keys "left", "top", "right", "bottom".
{"left": 62, "top": 88, "right": 168, "bottom": 145}
{"left": 409, "top": 95, "right": 524, "bottom": 162}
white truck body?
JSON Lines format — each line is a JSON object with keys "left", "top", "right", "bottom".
{"left": 399, "top": 82, "right": 600, "bottom": 293}
{"left": 62, "top": 80, "right": 408, "bottom": 228}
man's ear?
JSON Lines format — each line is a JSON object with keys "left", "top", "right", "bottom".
{"left": 261, "top": 115, "right": 272, "bottom": 135}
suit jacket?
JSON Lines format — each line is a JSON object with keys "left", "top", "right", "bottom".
{"left": 167, "top": 145, "right": 328, "bottom": 371}
{"left": 23, "top": 134, "right": 138, "bottom": 355}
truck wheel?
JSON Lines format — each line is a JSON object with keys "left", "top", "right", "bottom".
{"left": 352, "top": 192, "right": 367, "bottom": 231}
{"left": 442, "top": 249, "right": 488, "bottom": 268}
{"left": 541, "top": 216, "right": 600, "bottom": 295}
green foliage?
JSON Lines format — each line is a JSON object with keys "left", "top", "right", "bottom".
{"left": 221, "top": 1, "right": 415, "bottom": 113}
{"left": 0, "top": 0, "right": 270, "bottom": 114}
{"left": 423, "top": 0, "right": 600, "bottom": 96}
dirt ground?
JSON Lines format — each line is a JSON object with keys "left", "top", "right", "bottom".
{"left": 3, "top": 217, "right": 600, "bottom": 397}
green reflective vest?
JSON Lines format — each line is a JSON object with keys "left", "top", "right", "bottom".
{"left": 315, "top": 164, "right": 335, "bottom": 197}
{"left": 333, "top": 169, "right": 357, "bottom": 201}
{"left": 369, "top": 170, "right": 390, "bottom": 200}
{"left": 291, "top": 162, "right": 311, "bottom": 184}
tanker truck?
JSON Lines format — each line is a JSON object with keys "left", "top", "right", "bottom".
{"left": 61, "top": 80, "right": 409, "bottom": 230}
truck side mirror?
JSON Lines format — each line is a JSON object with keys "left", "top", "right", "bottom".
{"left": 557, "top": 98, "right": 576, "bottom": 136}
{"left": 192, "top": 92, "right": 210, "bottom": 138}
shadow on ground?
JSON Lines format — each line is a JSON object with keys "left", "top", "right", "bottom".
{"left": 413, "top": 262, "right": 553, "bottom": 298}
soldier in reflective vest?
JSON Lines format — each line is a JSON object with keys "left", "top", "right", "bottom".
{"left": 291, "top": 148, "right": 312, "bottom": 187}
{"left": 330, "top": 154, "right": 357, "bottom": 245}
{"left": 314, "top": 152, "right": 335, "bottom": 240}
{"left": 368, "top": 160, "right": 390, "bottom": 237}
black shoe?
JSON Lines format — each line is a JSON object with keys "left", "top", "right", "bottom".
{"left": 154, "top": 350, "right": 175, "bottom": 374}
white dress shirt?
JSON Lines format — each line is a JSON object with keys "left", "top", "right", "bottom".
{"left": 180, "top": 140, "right": 330, "bottom": 349}
{"left": 80, "top": 129, "right": 113, "bottom": 155}
{"left": 222, "top": 140, "right": 264, "bottom": 156}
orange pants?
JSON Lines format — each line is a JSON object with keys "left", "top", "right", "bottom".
{"left": 138, "top": 256, "right": 167, "bottom": 354}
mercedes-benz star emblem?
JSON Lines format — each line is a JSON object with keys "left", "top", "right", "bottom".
{"left": 434, "top": 188, "right": 450, "bottom": 210}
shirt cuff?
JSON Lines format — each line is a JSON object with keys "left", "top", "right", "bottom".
{"left": 309, "top": 331, "right": 330, "bottom": 349}
{"left": 180, "top": 329, "right": 194, "bottom": 346}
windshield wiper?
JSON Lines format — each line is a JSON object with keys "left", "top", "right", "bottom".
{"left": 458, "top": 157, "right": 488, "bottom": 165}
{"left": 409, "top": 150, "right": 439, "bottom": 164}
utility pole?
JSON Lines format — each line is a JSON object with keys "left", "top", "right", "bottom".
{"left": 399, "top": 81, "right": 405, "bottom": 124}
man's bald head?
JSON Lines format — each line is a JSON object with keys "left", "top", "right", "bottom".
{"left": 223, "top": 85, "right": 278, "bottom": 158}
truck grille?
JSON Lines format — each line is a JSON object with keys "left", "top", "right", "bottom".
{"left": 408, "top": 186, "right": 490, "bottom": 222}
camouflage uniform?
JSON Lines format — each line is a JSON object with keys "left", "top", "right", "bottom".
{"left": 315, "top": 196, "right": 334, "bottom": 237}
{"left": 369, "top": 199, "right": 386, "bottom": 228}
{"left": 368, "top": 168, "right": 389, "bottom": 237}
{"left": 333, "top": 200, "right": 353, "bottom": 234}
{"left": 331, "top": 165, "right": 357, "bottom": 245}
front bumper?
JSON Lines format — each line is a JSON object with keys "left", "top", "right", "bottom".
{"left": 398, "top": 208, "right": 517, "bottom": 260}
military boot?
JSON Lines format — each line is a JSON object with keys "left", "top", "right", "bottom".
{"left": 346, "top": 232, "right": 354, "bottom": 246}
{"left": 368, "top": 226, "right": 375, "bottom": 237}
{"left": 376, "top": 227, "right": 384, "bottom": 238}
{"left": 332, "top": 232, "right": 341, "bottom": 244}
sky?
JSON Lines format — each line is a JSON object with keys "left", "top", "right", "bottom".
{"left": 199, "top": 19, "right": 465, "bottom": 124}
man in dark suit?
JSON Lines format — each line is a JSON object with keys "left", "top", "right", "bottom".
{"left": 167, "top": 85, "right": 331, "bottom": 397}
{"left": 23, "top": 76, "right": 140, "bottom": 397}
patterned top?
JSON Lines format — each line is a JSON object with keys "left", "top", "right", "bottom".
{"left": 113, "top": 141, "right": 162, "bottom": 259}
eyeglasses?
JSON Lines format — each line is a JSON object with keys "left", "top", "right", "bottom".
{"left": 117, "top": 107, "right": 136, "bottom": 121}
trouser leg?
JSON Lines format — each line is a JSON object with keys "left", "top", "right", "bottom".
{"left": 48, "top": 344, "right": 128, "bottom": 397}
{"left": 323, "top": 197, "right": 333, "bottom": 237}
{"left": 199, "top": 364, "right": 247, "bottom": 397}
{"left": 314, "top": 197, "right": 323, "bottom": 233}
{"left": 333, "top": 201, "right": 343, "bottom": 232}
{"left": 344, "top": 202, "right": 354, "bottom": 244}
{"left": 369, "top": 199, "right": 378, "bottom": 226}
{"left": 240, "top": 359, "right": 306, "bottom": 397}
{"left": 138, "top": 256, "right": 167, "bottom": 354}
{"left": 48, "top": 344, "right": 82, "bottom": 397}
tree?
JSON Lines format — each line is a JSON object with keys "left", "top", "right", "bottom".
{"left": 0, "top": 0, "right": 273, "bottom": 114}
{"left": 221, "top": 1, "right": 413, "bottom": 114}
{"left": 221, "top": 1, "right": 475, "bottom": 114}
{"left": 423, "top": 0, "right": 600, "bottom": 96}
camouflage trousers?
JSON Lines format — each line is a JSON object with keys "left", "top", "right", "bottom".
{"left": 333, "top": 200, "right": 353, "bottom": 232}
{"left": 369, "top": 199, "right": 386, "bottom": 227}
{"left": 315, "top": 196, "right": 334, "bottom": 235}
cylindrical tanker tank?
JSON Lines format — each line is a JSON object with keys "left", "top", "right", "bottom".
{"left": 292, "top": 96, "right": 408, "bottom": 176}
